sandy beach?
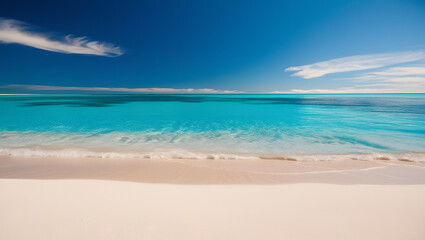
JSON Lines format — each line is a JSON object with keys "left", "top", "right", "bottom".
{"left": 2, "top": 0, "right": 425, "bottom": 239}
{"left": 1, "top": 155, "right": 425, "bottom": 240}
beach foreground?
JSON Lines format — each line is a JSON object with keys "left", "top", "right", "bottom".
{"left": 1, "top": 156, "right": 425, "bottom": 240}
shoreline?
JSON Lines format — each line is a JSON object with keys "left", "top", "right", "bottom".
{"left": 1, "top": 155, "right": 425, "bottom": 184}
{"left": 1, "top": 147, "right": 425, "bottom": 162}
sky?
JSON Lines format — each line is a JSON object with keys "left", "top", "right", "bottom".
{"left": 1, "top": 0, "right": 425, "bottom": 94}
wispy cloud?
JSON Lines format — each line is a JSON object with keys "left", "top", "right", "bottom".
{"left": 354, "top": 65, "right": 425, "bottom": 82}
{"left": 286, "top": 50, "right": 425, "bottom": 79}
{"left": 0, "top": 19, "right": 123, "bottom": 56}
{"left": 270, "top": 85, "right": 425, "bottom": 94}
{"left": 368, "top": 66, "right": 425, "bottom": 76}
{"left": 1, "top": 84, "right": 243, "bottom": 94}
{"left": 274, "top": 65, "right": 425, "bottom": 93}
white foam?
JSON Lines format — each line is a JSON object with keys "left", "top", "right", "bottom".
{"left": 0, "top": 147, "right": 424, "bottom": 162}
{"left": 0, "top": 147, "right": 257, "bottom": 160}
{"left": 260, "top": 152, "right": 425, "bottom": 162}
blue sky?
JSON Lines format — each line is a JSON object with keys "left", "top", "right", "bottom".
{"left": 1, "top": 0, "right": 425, "bottom": 93}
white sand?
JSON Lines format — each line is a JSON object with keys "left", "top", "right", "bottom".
{"left": 1, "top": 180, "right": 425, "bottom": 240}
{"left": 1, "top": 156, "right": 425, "bottom": 240}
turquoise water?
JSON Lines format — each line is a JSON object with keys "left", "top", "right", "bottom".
{"left": 1, "top": 94, "right": 425, "bottom": 160}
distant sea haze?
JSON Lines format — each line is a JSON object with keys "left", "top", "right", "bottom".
{"left": 0, "top": 94, "right": 424, "bottom": 161}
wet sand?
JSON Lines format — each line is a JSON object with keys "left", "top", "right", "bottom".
{"left": 1, "top": 155, "right": 425, "bottom": 184}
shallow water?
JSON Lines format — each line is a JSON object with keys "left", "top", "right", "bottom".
{"left": 1, "top": 94, "right": 425, "bottom": 161}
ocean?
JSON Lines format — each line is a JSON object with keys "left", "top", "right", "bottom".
{"left": 1, "top": 94, "right": 425, "bottom": 161}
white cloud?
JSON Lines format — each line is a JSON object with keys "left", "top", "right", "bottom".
{"left": 368, "top": 66, "right": 425, "bottom": 76}
{"left": 348, "top": 64, "right": 425, "bottom": 86}
{"left": 1, "top": 84, "right": 243, "bottom": 94}
{"left": 285, "top": 50, "right": 425, "bottom": 79}
{"left": 354, "top": 65, "right": 425, "bottom": 82}
{"left": 0, "top": 19, "right": 123, "bottom": 56}
{"left": 270, "top": 87, "right": 424, "bottom": 94}
{"left": 270, "top": 80, "right": 425, "bottom": 94}
{"left": 383, "top": 77, "right": 425, "bottom": 83}
{"left": 280, "top": 64, "right": 425, "bottom": 93}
